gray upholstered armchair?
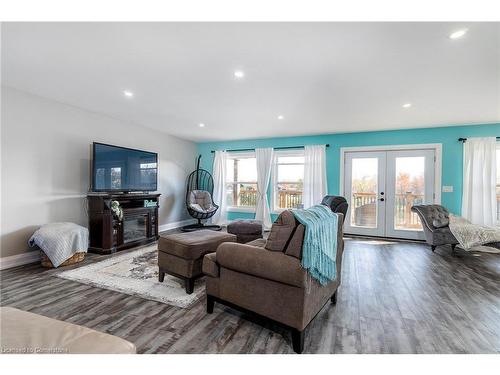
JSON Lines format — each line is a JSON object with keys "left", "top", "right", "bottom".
{"left": 321, "top": 195, "right": 348, "bottom": 221}
{"left": 411, "top": 205, "right": 459, "bottom": 252}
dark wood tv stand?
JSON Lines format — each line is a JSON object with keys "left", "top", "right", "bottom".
{"left": 87, "top": 193, "right": 161, "bottom": 254}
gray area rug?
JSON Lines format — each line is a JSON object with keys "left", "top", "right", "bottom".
{"left": 56, "top": 245, "right": 205, "bottom": 308}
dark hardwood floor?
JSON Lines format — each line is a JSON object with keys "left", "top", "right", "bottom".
{"left": 1, "top": 237, "right": 499, "bottom": 353}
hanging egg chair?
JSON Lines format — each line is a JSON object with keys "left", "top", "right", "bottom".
{"left": 181, "top": 155, "right": 222, "bottom": 232}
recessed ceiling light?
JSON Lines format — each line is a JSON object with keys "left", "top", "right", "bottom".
{"left": 449, "top": 29, "right": 467, "bottom": 39}
{"left": 123, "top": 90, "right": 134, "bottom": 98}
{"left": 277, "top": 115, "right": 285, "bottom": 120}
{"left": 402, "top": 103, "right": 412, "bottom": 108}
{"left": 234, "top": 70, "right": 245, "bottom": 79}
{"left": 199, "top": 123, "right": 206, "bottom": 128}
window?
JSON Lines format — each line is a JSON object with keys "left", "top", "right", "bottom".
{"left": 110, "top": 167, "right": 122, "bottom": 189}
{"left": 94, "top": 166, "right": 122, "bottom": 190}
{"left": 496, "top": 144, "right": 500, "bottom": 222}
{"left": 272, "top": 150, "right": 305, "bottom": 211}
{"left": 225, "top": 152, "right": 257, "bottom": 209}
{"left": 140, "top": 162, "right": 157, "bottom": 188}
{"left": 95, "top": 168, "right": 105, "bottom": 189}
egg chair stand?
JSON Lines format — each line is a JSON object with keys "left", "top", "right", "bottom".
{"left": 181, "top": 219, "right": 221, "bottom": 232}
{"left": 181, "top": 155, "right": 222, "bottom": 232}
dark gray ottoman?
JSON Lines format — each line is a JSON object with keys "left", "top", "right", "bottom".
{"left": 227, "top": 220, "right": 263, "bottom": 243}
{"left": 158, "top": 230, "right": 236, "bottom": 294}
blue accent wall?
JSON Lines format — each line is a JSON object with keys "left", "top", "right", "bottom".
{"left": 197, "top": 123, "right": 500, "bottom": 220}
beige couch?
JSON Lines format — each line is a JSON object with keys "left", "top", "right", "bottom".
{"left": 203, "top": 210, "right": 344, "bottom": 353}
{"left": 0, "top": 307, "right": 136, "bottom": 354}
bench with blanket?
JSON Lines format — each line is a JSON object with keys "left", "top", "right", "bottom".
{"left": 28, "top": 222, "right": 89, "bottom": 268}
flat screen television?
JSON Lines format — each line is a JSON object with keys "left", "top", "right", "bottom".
{"left": 91, "top": 142, "right": 158, "bottom": 192}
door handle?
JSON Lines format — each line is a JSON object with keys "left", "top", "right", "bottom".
{"left": 380, "top": 198, "right": 385, "bottom": 202}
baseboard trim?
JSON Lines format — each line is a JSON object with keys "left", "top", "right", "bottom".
{"left": 0, "top": 251, "right": 41, "bottom": 271}
{"left": 344, "top": 233, "right": 425, "bottom": 244}
{"left": 159, "top": 219, "right": 197, "bottom": 233}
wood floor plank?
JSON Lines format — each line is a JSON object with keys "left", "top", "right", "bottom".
{"left": 359, "top": 316, "right": 388, "bottom": 354}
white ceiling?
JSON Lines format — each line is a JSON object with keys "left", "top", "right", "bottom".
{"left": 2, "top": 22, "right": 499, "bottom": 142}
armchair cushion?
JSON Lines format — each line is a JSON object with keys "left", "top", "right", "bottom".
{"left": 216, "top": 242, "right": 306, "bottom": 288}
{"left": 284, "top": 224, "right": 305, "bottom": 259}
{"left": 246, "top": 238, "right": 267, "bottom": 248}
{"left": 265, "top": 210, "right": 297, "bottom": 252}
{"left": 189, "top": 190, "right": 217, "bottom": 212}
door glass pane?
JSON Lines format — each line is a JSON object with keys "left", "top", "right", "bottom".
{"left": 394, "top": 157, "right": 425, "bottom": 231}
{"left": 350, "top": 158, "right": 378, "bottom": 228}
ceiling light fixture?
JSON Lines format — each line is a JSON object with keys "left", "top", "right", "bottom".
{"left": 277, "top": 115, "right": 284, "bottom": 120}
{"left": 123, "top": 90, "right": 134, "bottom": 98}
{"left": 449, "top": 29, "right": 467, "bottom": 39}
{"left": 234, "top": 70, "right": 245, "bottom": 79}
{"left": 402, "top": 103, "right": 412, "bottom": 108}
{"left": 199, "top": 123, "right": 206, "bottom": 128}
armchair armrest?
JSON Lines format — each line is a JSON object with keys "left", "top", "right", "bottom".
{"left": 202, "top": 252, "right": 219, "bottom": 278}
{"left": 216, "top": 242, "right": 306, "bottom": 288}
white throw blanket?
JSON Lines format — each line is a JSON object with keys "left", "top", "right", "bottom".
{"left": 449, "top": 215, "right": 500, "bottom": 253}
{"left": 28, "top": 222, "right": 89, "bottom": 267}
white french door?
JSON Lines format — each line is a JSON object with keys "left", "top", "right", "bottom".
{"left": 344, "top": 151, "right": 387, "bottom": 237}
{"left": 344, "top": 148, "right": 436, "bottom": 240}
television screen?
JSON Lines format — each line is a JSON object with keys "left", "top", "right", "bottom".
{"left": 92, "top": 143, "right": 158, "bottom": 192}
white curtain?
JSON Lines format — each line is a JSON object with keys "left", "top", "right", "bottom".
{"left": 303, "top": 145, "right": 328, "bottom": 208}
{"left": 255, "top": 148, "right": 274, "bottom": 230}
{"left": 211, "top": 151, "right": 228, "bottom": 225}
{"left": 462, "top": 137, "right": 497, "bottom": 226}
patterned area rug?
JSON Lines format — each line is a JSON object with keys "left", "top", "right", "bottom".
{"left": 56, "top": 245, "right": 205, "bottom": 308}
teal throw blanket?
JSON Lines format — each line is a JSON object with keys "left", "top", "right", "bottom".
{"left": 292, "top": 205, "right": 339, "bottom": 286}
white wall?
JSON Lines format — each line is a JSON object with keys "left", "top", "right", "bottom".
{"left": 1, "top": 87, "right": 197, "bottom": 258}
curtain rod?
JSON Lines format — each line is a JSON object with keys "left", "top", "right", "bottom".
{"left": 210, "top": 144, "right": 330, "bottom": 153}
{"left": 458, "top": 137, "right": 500, "bottom": 142}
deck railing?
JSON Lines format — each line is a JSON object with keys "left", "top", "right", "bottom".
{"left": 237, "top": 189, "right": 303, "bottom": 209}
{"left": 352, "top": 192, "right": 424, "bottom": 228}
{"left": 277, "top": 190, "right": 303, "bottom": 209}
{"left": 238, "top": 190, "right": 257, "bottom": 206}
{"left": 394, "top": 193, "right": 424, "bottom": 228}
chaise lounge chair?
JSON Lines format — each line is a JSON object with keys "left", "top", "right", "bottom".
{"left": 411, "top": 204, "right": 459, "bottom": 252}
